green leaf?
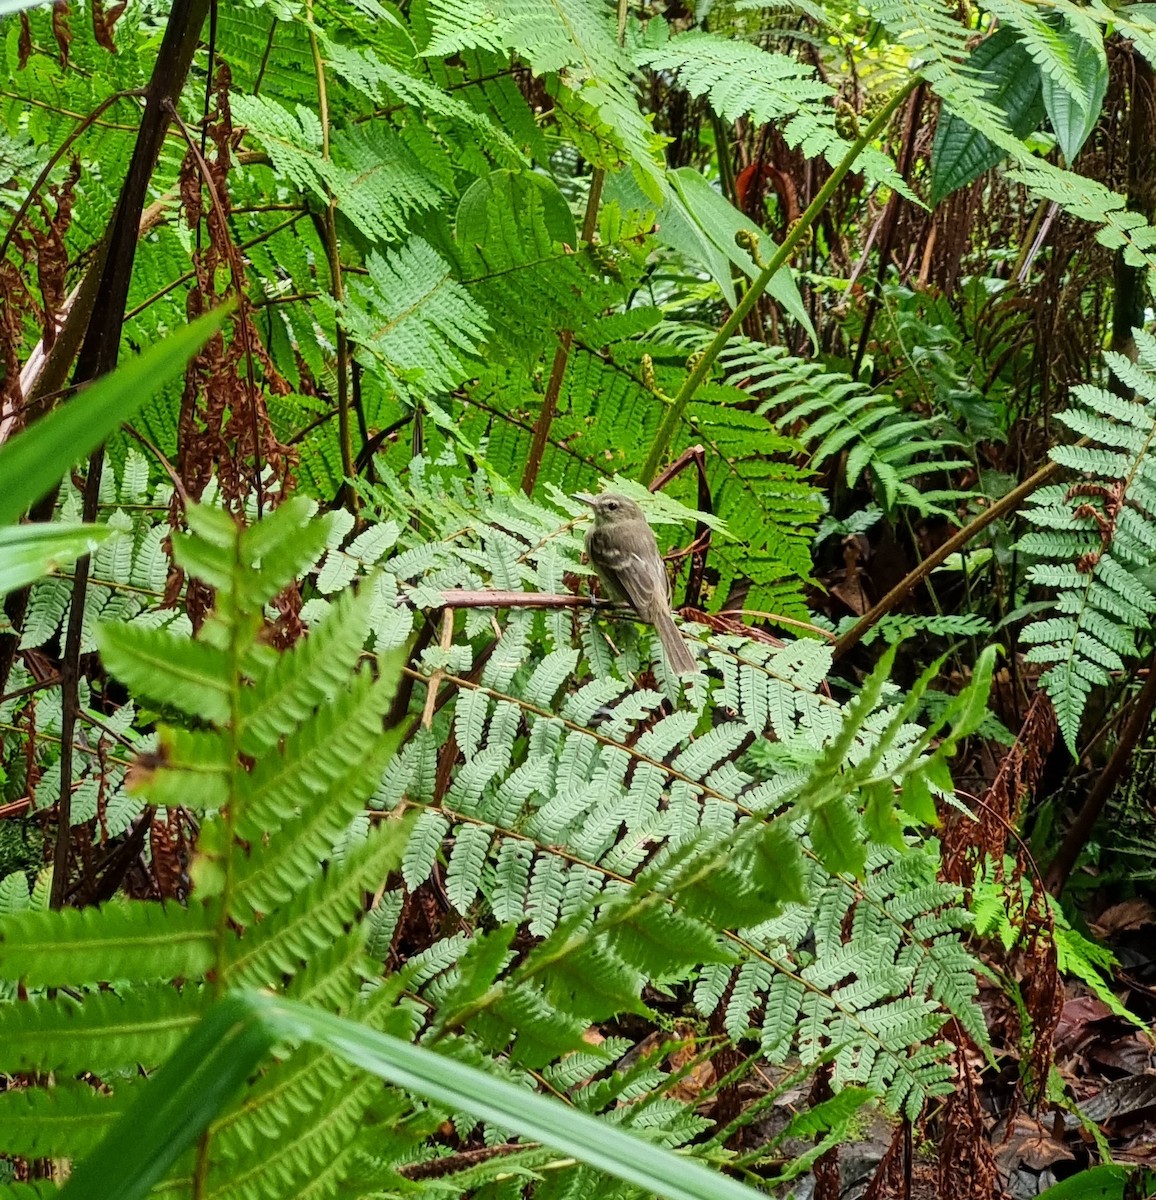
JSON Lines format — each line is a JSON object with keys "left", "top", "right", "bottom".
{"left": 774, "top": 1086, "right": 877, "bottom": 1181}
{"left": 59, "top": 994, "right": 277, "bottom": 1200}
{"left": 809, "top": 795, "right": 867, "bottom": 875}
{"left": 0, "top": 524, "right": 115, "bottom": 599}
{"left": 0, "top": 902, "right": 215, "bottom": 987}
{"left": 0, "top": 1085, "right": 122, "bottom": 1159}
{"left": 0, "top": 985, "right": 201, "bottom": 1075}
{"left": 899, "top": 772, "right": 939, "bottom": 825}
{"left": 1034, "top": 1165, "right": 1131, "bottom": 1200}
{"left": 930, "top": 27, "right": 1045, "bottom": 205}
{"left": 95, "top": 623, "right": 232, "bottom": 724}
{"left": 863, "top": 779, "right": 904, "bottom": 848}
{"left": 609, "top": 904, "right": 734, "bottom": 978}
{"left": 0, "top": 307, "right": 230, "bottom": 527}
{"left": 1040, "top": 23, "right": 1107, "bottom": 162}
{"left": 667, "top": 168, "right": 817, "bottom": 348}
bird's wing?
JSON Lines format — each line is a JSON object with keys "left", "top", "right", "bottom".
{"left": 588, "top": 527, "right": 670, "bottom": 617}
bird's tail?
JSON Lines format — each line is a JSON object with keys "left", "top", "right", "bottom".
{"left": 653, "top": 607, "right": 698, "bottom": 676}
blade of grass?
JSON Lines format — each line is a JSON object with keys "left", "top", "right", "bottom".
{"left": 0, "top": 305, "right": 230, "bottom": 527}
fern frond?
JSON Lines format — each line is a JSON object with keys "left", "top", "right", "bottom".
{"left": 0, "top": 901, "right": 214, "bottom": 988}
{"left": 0, "top": 1084, "right": 122, "bottom": 1159}
{"left": 0, "top": 985, "right": 201, "bottom": 1074}
{"left": 1019, "top": 331, "right": 1156, "bottom": 750}
{"left": 424, "top": 0, "right": 664, "bottom": 194}
{"left": 637, "top": 31, "right": 913, "bottom": 198}
{"left": 339, "top": 238, "right": 491, "bottom": 400}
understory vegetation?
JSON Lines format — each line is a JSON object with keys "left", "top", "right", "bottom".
{"left": 1, "top": 0, "right": 1155, "bottom": 1198}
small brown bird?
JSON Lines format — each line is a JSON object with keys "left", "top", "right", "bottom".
{"left": 577, "top": 491, "right": 698, "bottom": 676}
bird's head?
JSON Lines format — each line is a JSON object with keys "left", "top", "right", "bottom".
{"left": 575, "top": 492, "right": 646, "bottom": 527}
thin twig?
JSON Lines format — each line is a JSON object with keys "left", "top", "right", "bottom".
{"left": 420, "top": 609, "right": 455, "bottom": 729}
{"left": 435, "top": 590, "right": 605, "bottom": 609}
{"left": 123, "top": 211, "right": 305, "bottom": 322}
{"left": 1045, "top": 647, "right": 1156, "bottom": 894}
{"left": 125, "top": 425, "right": 189, "bottom": 509}
{"left": 0, "top": 89, "right": 146, "bottom": 268}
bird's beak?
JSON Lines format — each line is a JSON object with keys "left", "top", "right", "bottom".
{"left": 574, "top": 492, "right": 597, "bottom": 507}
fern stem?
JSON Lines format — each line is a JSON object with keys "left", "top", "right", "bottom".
{"left": 639, "top": 81, "right": 918, "bottom": 485}
{"left": 307, "top": 1, "right": 358, "bottom": 511}
{"left": 711, "top": 110, "right": 738, "bottom": 208}
{"left": 194, "top": 513, "right": 249, "bottom": 1200}
{"left": 521, "top": 0, "right": 628, "bottom": 496}
{"left": 520, "top": 172, "right": 605, "bottom": 496}
{"left": 833, "top": 454, "right": 1068, "bottom": 659}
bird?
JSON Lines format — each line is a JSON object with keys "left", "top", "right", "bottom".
{"left": 576, "top": 491, "right": 698, "bottom": 676}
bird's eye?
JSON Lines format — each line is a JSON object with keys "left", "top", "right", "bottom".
{"left": 606, "top": 500, "right": 618, "bottom": 510}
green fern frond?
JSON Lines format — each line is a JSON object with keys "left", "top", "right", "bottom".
{"left": 0, "top": 1084, "right": 123, "bottom": 1160}
{"left": 339, "top": 238, "right": 491, "bottom": 400}
{"left": 1019, "top": 330, "right": 1156, "bottom": 750}
{"left": 712, "top": 337, "right": 974, "bottom": 519}
{"left": 637, "top": 31, "right": 914, "bottom": 198}
{"left": 0, "top": 901, "right": 214, "bottom": 988}
{"left": 0, "top": 984, "right": 201, "bottom": 1074}
{"left": 0, "top": 499, "right": 410, "bottom": 1197}
{"left": 424, "top": 0, "right": 664, "bottom": 194}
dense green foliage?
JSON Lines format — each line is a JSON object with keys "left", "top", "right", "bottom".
{"left": 2, "top": 0, "right": 1155, "bottom": 1196}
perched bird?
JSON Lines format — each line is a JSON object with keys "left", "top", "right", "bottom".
{"left": 576, "top": 491, "right": 698, "bottom": 676}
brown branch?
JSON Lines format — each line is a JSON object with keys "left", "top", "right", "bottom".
{"left": 833, "top": 455, "right": 1064, "bottom": 660}
{"left": 435, "top": 590, "right": 606, "bottom": 609}
{"left": 52, "top": 0, "right": 211, "bottom": 911}
{"left": 520, "top": 330, "right": 575, "bottom": 496}
{"left": 519, "top": 170, "right": 605, "bottom": 496}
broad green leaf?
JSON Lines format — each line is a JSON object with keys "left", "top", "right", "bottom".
{"left": 930, "top": 28, "right": 1045, "bottom": 205}
{"left": 668, "top": 167, "right": 818, "bottom": 349}
{"left": 0, "top": 307, "right": 230, "bottom": 527}
{"left": 1040, "top": 24, "right": 1108, "bottom": 162}
{"left": 605, "top": 167, "right": 816, "bottom": 346}
{"left": 1034, "top": 1165, "right": 1131, "bottom": 1200}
